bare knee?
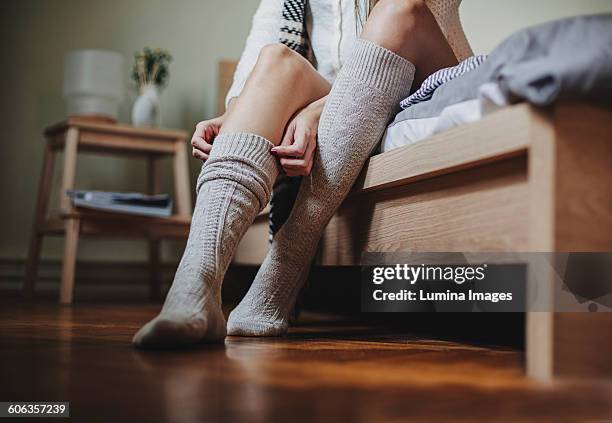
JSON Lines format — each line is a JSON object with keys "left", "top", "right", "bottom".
{"left": 247, "top": 43, "right": 329, "bottom": 100}
{"left": 253, "top": 44, "right": 307, "bottom": 77}
{"left": 370, "top": 0, "right": 428, "bottom": 31}
{"left": 362, "top": 0, "right": 432, "bottom": 58}
{"left": 258, "top": 43, "right": 296, "bottom": 61}
{"left": 377, "top": 0, "right": 426, "bottom": 20}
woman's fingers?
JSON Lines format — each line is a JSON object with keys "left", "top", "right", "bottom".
{"left": 279, "top": 141, "right": 314, "bottom": 168}
{"left": 204, "top": 125, "right": 219, "bottom": 143}
{"left": 279, "top": 122, "right": 296, "bottom": 147}
{"left": 191, "top": 136, "right": 212, "bottom": 153}
{"left": 279, "top": 158, "right": 305, "bottom": 168}
{"left": 194, "top": 121, "right": 208, "bottom": 137}
{"left": 276, "top": 123, "right": 317, "bottom": 175}
{"left": 280, "top": 145, "right": 315, "bottom": 176}
{"left": 194, "top": 119, "right": 222, "bottom": 143}
{"left": 191, "top": 121, "right": 214, "bottom": 160}
{"left": 192, "top": 147, "right": 209, "bottom": 161}
{"left": 272, "top": 126, "right": 311, "bottom": 157}
{"left": 190, "top": 117, "right": 227, "bottom": 162}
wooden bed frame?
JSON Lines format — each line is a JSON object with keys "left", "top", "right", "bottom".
{"left": 219, "top": 61, "right": 612, "bottom": 381}
{"left": 319, "top": 102, "right": 612, "bottom": 381}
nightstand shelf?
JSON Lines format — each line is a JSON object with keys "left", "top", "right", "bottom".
{"left": 24, "top": 117, "right": 192, "bottom": 304}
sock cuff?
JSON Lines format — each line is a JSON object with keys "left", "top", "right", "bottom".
{"left": 197, "top": 133, "right": 280, "bottom": 208}
{"left": 343, "top": 39, "right": 415, "bottom": 102}
{"left": 208, "top": 132, "right": 278, "bottom": 174}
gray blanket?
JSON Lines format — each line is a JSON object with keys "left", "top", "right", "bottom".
{"left": 393, "top": 14, "right": 612, "bottom": 122}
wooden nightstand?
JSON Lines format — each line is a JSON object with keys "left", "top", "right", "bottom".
{"left": 24, "top": 118, "right": 193, "bottom": 304}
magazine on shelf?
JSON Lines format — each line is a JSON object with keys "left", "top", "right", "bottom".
{"left": 66, "top": 190, "right": 173, "bottom": 218}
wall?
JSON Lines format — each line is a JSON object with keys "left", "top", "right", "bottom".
{"left": 461, "top": 0, "right": 612, "bottom": 54}
{"left": 0, "top": 0, "right": 259, "bottom": 262}
{"left": 1, "top": 0, "right": 611, "bottom": 263}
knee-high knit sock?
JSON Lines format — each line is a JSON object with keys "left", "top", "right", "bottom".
{"left": 133, "top": 133, "right": 279, "bottom": 348}
{"left": 227, "top": 40, "right": 415, "bottom": 336}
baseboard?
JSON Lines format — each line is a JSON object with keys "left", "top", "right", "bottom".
{"left": 0, "top": 257, "right": 361, "bottom": 310}
{"left": 0, "top": 258, "right": 257, "bottom": 303}
{"left": 0, "top": 258, "right": 177, "bottom": 285}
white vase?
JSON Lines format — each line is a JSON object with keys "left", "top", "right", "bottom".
{"left": 132, "top": 84, "right": 160, "bottom": 127}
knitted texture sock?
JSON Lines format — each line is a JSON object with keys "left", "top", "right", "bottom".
{"left": 227, "top": 40, "right": 415, "bottom": 336}
{"left": 133, "top": 133, "right": 279, "bottom": 348}
{"left": 425, "top": 0, "right": 473, "bottom": 61}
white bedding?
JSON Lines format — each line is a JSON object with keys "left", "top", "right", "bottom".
{"left": 380, "top": 82, "right": 509, "bottom": 153}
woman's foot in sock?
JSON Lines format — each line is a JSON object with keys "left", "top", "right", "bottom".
{"left": 132, "top": 133, "right": 280, "bottom": 348}
{"left": 133, "top": 178, "right": 228, "bottom": 349}
{"left": 226, "top": 318, "right": 287, "bottom": 337}
{"left": 226, "top": 248, "right": 303, "bottom": 337}
{"left": 226, "top": 310, "right": 288, "bottom": 337}
{"left": 132, "top": 298, "right": 227, "bottom": 348}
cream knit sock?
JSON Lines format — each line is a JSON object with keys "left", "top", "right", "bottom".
{"left": 425, "top": 0, "right": 473, "bottom": 61}
{"left": 133, "top": 133, "right": 279, "bottom": 348}
{"left": 227, "top": 40, "right": 415, "bottom": 336}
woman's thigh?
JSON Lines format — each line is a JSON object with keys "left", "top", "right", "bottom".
{"left": 221, "top": 44, "right": 331, "bottom": 145}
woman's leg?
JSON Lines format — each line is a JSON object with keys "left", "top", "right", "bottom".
{"left": 221, "top": 44, "right": 331, "bottom": 143}
{"left": 133, "top": 45, "right": 330, "bottom": 349}
{"left": 228, "top": 0, "right": 458, "bottom": 336}
{"left": 364, "top": 0, "right": 459, "bottom": 87}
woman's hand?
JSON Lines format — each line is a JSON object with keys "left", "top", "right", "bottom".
{"left": 272, "top": 97, "right": 326, "bottom": 176}
{"left": 191, "top": 115, "right": 225, "bottom": 161}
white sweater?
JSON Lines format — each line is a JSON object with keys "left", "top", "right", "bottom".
{"left": 226, "top": 0, "right": 472, "bottom": 107}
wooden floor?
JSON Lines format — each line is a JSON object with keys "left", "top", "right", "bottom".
{"left": 1, "top": 299, "right": 611, "bottom": 422}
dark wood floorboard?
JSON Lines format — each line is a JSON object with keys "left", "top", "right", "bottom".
{"left": 1, "top": 299, "right": 611, "bottom": 422}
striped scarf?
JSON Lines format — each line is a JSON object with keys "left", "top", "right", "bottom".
{"left": 279, "top": 0, "right": 309, "bottom": 56}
